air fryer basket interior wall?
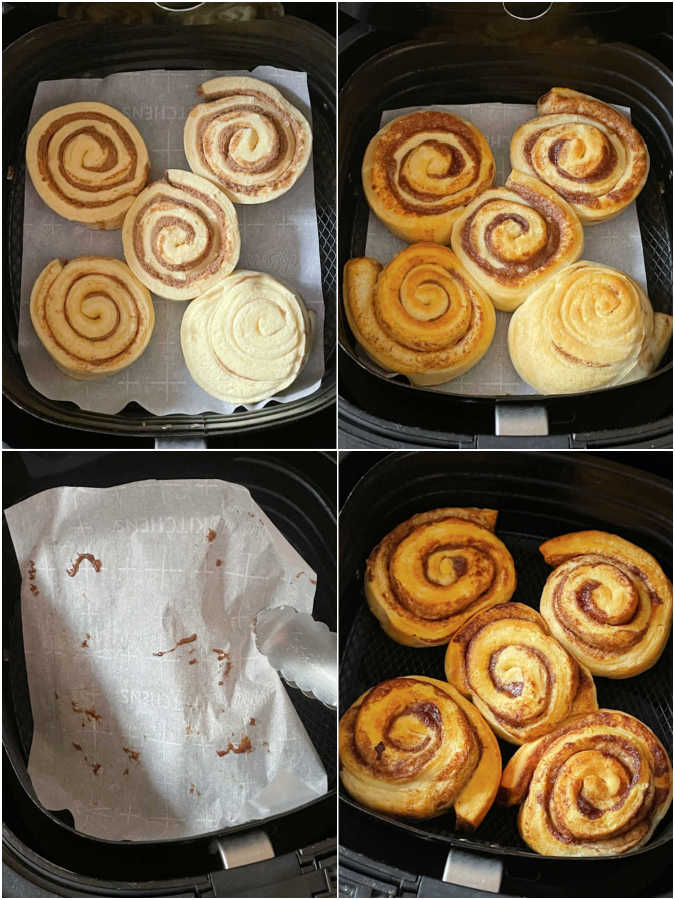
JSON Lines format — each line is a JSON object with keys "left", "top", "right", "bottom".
{"left": 3, "top": 18, "right": 336, "bottom": 437}
{"left": 3, "top": 452, "right": 336, "bottom": 894}
{"left": 338, "top": 40, "right": 673, "bottom": 446}
{"left": 339, "top": 452, "right": 673, "bottom": 859}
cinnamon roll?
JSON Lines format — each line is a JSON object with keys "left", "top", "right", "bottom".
{"left": 508, "top": 261, "right": 672, "bottom": 394}
{"left": 450, "top": 169, "right": 583, "bottom": 311}
{"left": 343, "top": 243, "right": 495, "bottom": 386}
{"left": 340, "top": 676, "right": 501, "bottom": 825}
{"left": 122, "top": 169, "right": 240, "bottom": 301}
{"left": 30, "top": 256, "right": 154, "bottom": 379}
{"left": 25, "top": 102, "right": 150, "bottom": 230}
{"left": 362, "top": 110, "right": 495, "bottom": 244}
{"left": 539, "top": 531, "right": 673, "bottom": 678}
{"left": 180, "top": 269, "right": 310, "bottom": 404}
{"left": 365, "top": 508, "right": 516, "bottom": 647}
{"left": 500, "top": 710, "right": 673, "bottom": 856}
{"left": 183, "top": 76, "right": 312, "bottom": 204}
{"left": 445, "top": 603, "right": 598, "bottom": 745}
{"left": 511, "top": 87, "right": 650, "bottom": 225}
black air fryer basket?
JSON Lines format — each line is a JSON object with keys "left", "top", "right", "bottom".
{"left": 339, "top": 452, "right": 672, "bottom": 892}
{"left": 338, "top": 40, "right": 673, "bottom": 448}
{"left": 3, "top": 452, "right": 336, "bottom": 897}
{"left": 3, "top": 18, "right": 335, "bottom": 438}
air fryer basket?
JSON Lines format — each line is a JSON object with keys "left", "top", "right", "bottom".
{"left": 339, "top": 452, "right": 673, "bottom": 859}
{"left": 338, "top": 41, "right": 673, "bottom": 444}
{"left": 3, "top": 452, "right": 336, "bottom": 893}
{"left": 3, "top": 19, "right": 335, "bottom": 437}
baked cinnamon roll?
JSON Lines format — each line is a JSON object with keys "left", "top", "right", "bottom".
{"left": 122, "top": 169, "right": 240, "bottom": 301}
{"left": 184, "top": 76, "right": 312, "bottom": 203}
{"left": 445, "top": 602, "right": 598, "bottom": 745}
{"left": 365, "top": 508, "right": 516, "bottom": 646}
{"left": 500, "top": 710, "right": 672, "bottom": 856}
{"left": 511, "top": 87, "right": 650, "bottom": 225}
{"left": 362, "top": 110, "right": 495, "bottom": 244}
{"left": 539, "top": 531, "right": 673, "bottom": 678}
{"left": 450, "top": 169, "right": 583, "bottom": 311}
{"left": 30, "top": 256, "right": 154, "bottom": 379}
{"left": 25, "top": 101, "right": 150, "bottom": 230}
{"left": 340, "top": 676, "right": 501, "bottom": 825}
{"left": 343, "top": 243, "right": 495, "bottom": 385}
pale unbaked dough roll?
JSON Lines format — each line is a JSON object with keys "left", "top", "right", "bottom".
{"left": 30, "top": 256, "right": 155, "bottom": 379}
{"left": 181, "top": 270, "right": 311, "bottom": 404}
{"left": 508, "top": 261, "right": 672, "bottom": 394}
{"left": 362, "top": 110, "right": 495, "bottom": 244}
{"left": 25, "top": 102, "right": 150, "bottom": 230}
{"left": 122, "top": 169, "right": 240, "bottom": 301}
{"left": 184, "top": 76, "right": 312, "bottom": 204}
{"left": 450, "top": 169, "right": 584, "bottom": 311}
{"left": 511, "top": 87, "right": 650, "bottom": 225}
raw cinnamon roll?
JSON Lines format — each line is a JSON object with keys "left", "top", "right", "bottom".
{"left": 25, "top": 101, "right": 150, "bottom": 230}
{"left": 180, "top": 269, "right": 310, "bottom": 404}
{"left": 122, "top": 169, "right": 240, "bottom": 301}
{"left": 184, "top": 75, "right": 312, "bottom": 204}
{"left": 508, "top": 261, "right": 672, "bottom": 394}
{"left": 343, "top": 243, "right": 495, "bottom": 386}
{"left": 445, "top": 603, "right": 597, "bottom": 745}
{"left": 500, "top": 710, "right": 673, "bottom": 856}
{"left": 511, "top": 87, "right": 650, "bottom": 225}
{"left": 450, "top": 169, "right": 583, "bottom": 311}
{"left": 362, "top": 110, "right": 495, "bottom": 244}
{"left": 539, "top": 531, "right": 673, "bottom": 678}
{"left": 366, "top": 508, "right": 516, "bottom": 647}
{"left": 340, "top": 676, "right": 501, "bottom": 825}
{"left": 30, "top": 256, "right": 154, "bottom": 379}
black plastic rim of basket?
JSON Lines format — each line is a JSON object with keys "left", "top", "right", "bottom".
{"left": 2, "top": 452, "right": 336, "bottom": 893}
{"left": 338, "top": 451, "right": 673, "bottom": 860}
{"left": 2, "top": 19, "right": 336, "bottom": 438}
{"left": 337, "top": 39, "right": 673, "bottom": 410}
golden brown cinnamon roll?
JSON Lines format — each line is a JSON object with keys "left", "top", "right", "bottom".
{"left": 508, "top": 261, "right": 672, "bottom": 394}
{"left": 184, "top": 76, "right": 312, "bottom": 204}
{"left": 122, "top": 169, "right": 240, "bottom": 301}
{"left": 445, "top": 603, "right": 598, "bottom": 745}
{"left": 366, "top": 508, "right": 516, "bottom": 647}
{"left": 450, "top": 169, "right": 583, "bottom": 311}
{"left": 25, "top": 102, "right": 150, "bottom": 230}
{"left": 362, "top": 110, "right": 495, "bottom": 244}
{"left": 539, "top": 531, "right": 673, "bottom": 678}
{"left": 500, "top": 710, "right": 673, "bottom": 856}
{"left": 511, "top": 87, "right": 650, "bottom": 225}
{"left": 30, "top": 256, "right": 154, "bottom": 379}
{"left": 343, "top": 243, "right": 495, "bottom": 385}
{"left": 340, "top": 676, "right": 501, "bottom": 825}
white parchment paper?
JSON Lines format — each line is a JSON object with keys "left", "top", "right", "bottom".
{"left": 364, "top": 102, "right": 648, "bottom": 396}
{"left": 19, "top": 67, "right": 325, "bottom": 414}
{"left": 4, "top": 480, "right": 328, "bottom": 841}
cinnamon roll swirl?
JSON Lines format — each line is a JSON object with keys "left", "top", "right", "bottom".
{"left": 539, "top": 531, "right": 673, "bottom": 678}
{"left": 343, "top": 243, "right": 495, "bottom": 386}
{"left": 30, "top": 256, "right": 154, "bottom": 379}
{"left": 340, "top": 676, "right": 501, "bottom": 825}
{"left": 366, "top": 508, "right": 516, "bottom": 647}
{"left": 122, "top": 170, "right": 240, "bottom": 301}
{"left": 362, "top": 110, "right": 495, "bottom": 244}
{"left": 183, "top": 76, "right": 312, "bottom": 204}
{"left": 511, "top": 87, "right": 650, "bottom": 225}
{"left": 450, "top": 169, "right": 583, "bottom": 311}
{"left": 445, "top": 603, "right": 598, "bottom": 745}
{"left": 180, "top": 269, "right": 310, "bottom": 404}
{"left": 25, "top": 102, "right": 150, "bottom": 230}
{"left": 508, "top": 261, "right": 672, "bottom": 394}
{"left": 500, "top": 710, "right": 673, "bottom": 856}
